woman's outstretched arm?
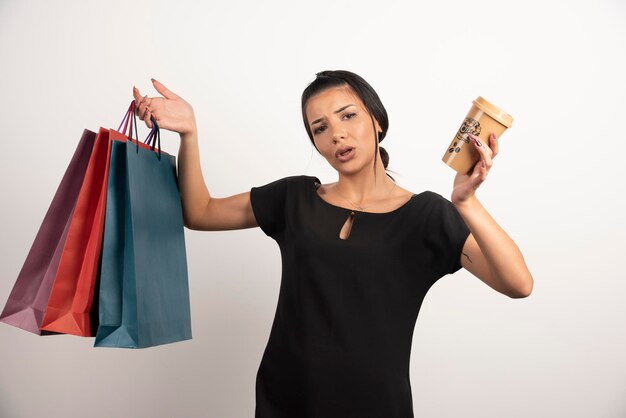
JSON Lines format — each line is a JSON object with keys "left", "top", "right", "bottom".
{"left": 450, "top": 132, "right": 534, "bottom": 298}
{"left": 456, "top": 200, "right": 533, "bottom": 298}
{"left": 133, "top": 80, "right": 258, "bottom": 231}
{"left": 178, "top": 129, "right": 258, "bottom": 231}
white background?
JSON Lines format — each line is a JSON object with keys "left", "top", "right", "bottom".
{"left": 1, "top": 0, "right": 624, "bottom": 417}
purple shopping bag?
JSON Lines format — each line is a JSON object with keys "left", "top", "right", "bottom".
{"left": 0, "top": 129, "right": 97, "bottom": 335}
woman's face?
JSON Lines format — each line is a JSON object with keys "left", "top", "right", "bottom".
{"left": 305, "top": 85, "right": 382, "bottom": 176}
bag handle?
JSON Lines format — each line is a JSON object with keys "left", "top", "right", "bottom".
{"left": 143, "top": 116, "right": 162, "bottom": 160}
{"left": 117, "top": 101, "right": 139, "bottom": 142}
{"left": 118, "top": 100, "right": 161, "bottom": 158}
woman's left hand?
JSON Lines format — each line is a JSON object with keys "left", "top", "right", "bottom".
{"left": 451, "top": 132, "right": 498, "bottom": 205}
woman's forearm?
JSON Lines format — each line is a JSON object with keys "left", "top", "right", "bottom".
{"left": 178, "top": 126, "right": 211, "bottom": 228}
{"left": 454, "top": 196, "right": 534, "bottom": 296}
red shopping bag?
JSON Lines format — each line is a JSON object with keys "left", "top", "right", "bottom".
{"left": 40, "top": 103, "right": 138, "bottom": 337}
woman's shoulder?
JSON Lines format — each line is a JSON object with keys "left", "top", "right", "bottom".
{"left": 398, "top": 189, "right": 453, "bottom": 218}
{"left": 276, "top": 174, "right": 318, "bottom": 184}
{"left": 416, "top": 190, "right": 454, "bottom": 211}
{"left": 253, "top": 174, "right": 314, "bottom": 187}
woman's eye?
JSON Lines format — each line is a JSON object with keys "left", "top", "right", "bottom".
{"left": 312, "top": 114, "right": 355, "bottom": 135}
{"left": 313, "top": 125, "right": 327, "bottom": 135}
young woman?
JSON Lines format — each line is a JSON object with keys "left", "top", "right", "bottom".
{"left": 133, "top": 70, "right": 533, "bottom": 418}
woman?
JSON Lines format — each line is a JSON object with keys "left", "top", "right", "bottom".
{"left": 133, "top": 70, "right": 533, "bottom": 418}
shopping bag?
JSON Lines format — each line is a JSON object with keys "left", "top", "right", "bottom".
{"left": 95, "top": 108, "right": 192, "bottom": 348}
{"left": 39, "top": 101, "right": 143, "bottom": 337}
{"left": 40, "top": 101, "right": 144, "bottom": 337}
{"left": 0, "top": 130, "right": 97, "bottom": 334}
{"left": 95, "top": 101, "right": 153, "bottom": 345}
{"left": 38, "top": 125, "right": 112, "bottom": 336}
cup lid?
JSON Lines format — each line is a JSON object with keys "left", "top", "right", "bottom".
{"left": 473, "top": 96, "right": 514, "bottom": 128}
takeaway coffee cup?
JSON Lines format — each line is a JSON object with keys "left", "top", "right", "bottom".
{"left": 442, "top": 96, "right": 513, "bottom": 174}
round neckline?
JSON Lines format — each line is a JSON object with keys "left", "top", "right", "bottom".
{"left": 311, "top": 176, "right": 419, "bottom": 215}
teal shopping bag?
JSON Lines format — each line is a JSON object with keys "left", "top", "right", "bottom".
{"left": 95, "top": 107, "right": 192, "bottom": 348}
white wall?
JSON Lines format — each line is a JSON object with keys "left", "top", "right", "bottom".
{"left": 1, "top": 0, "right": 624, "bottom": 417}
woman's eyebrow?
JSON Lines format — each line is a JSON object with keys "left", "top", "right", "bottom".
{"left": 310, "top": 104, "right": 356, "bottom": 126}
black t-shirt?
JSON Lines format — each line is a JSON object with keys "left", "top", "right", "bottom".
{"left": 249, "top": 174, "right": 471, "bottom": 418}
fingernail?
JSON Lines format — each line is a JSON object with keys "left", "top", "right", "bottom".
{"left": 474, "top": 137, "right": 482, "bottom": 147}
{"left": 151, "top": 78, "right": 156, "bottom": 83}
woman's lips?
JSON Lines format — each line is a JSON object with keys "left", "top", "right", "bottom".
{"left": 336, "top": 147, "right": 355, "bottom": 162}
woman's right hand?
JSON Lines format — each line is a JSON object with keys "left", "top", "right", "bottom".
{"left": 133, "top": 79, "right": 196, "bottom": 135}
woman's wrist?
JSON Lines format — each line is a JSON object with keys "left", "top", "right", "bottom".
{"left": 180, "top": 121, "right": 198, "bottom": 141}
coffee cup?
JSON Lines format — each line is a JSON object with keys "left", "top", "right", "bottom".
{"left": 442, "top": 96, "right": 513, "bottom": 174}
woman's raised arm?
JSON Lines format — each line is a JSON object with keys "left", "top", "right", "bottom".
{"left": 133, "top": 79, "right": 258, "bottom": 231}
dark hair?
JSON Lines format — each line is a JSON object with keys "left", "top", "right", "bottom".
{"left": 301, "top": 70, "right": 396, "bottom": 182}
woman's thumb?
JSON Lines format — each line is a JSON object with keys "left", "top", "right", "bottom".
{"left": 151, "top": 78, "right": 178, "bottom": 99}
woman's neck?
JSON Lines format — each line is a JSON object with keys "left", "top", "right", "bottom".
{"left": 334, "top": 163, "right": 394, "bottom": 204}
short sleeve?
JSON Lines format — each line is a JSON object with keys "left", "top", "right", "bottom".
{"left": 425, "top": 192, "right": 471, "bottom": 277}
{"left": 249, "top": 176, "right": 290, "bottom": 239}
